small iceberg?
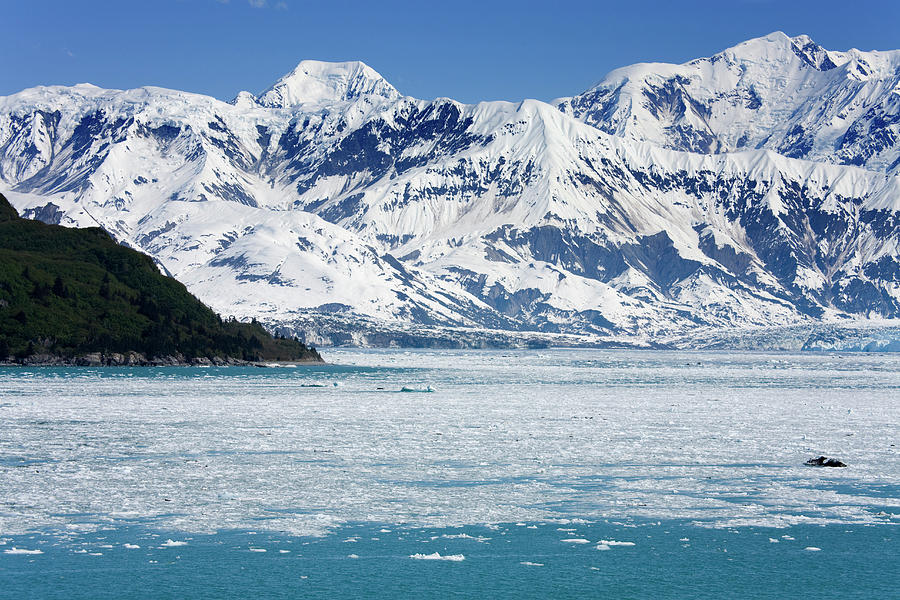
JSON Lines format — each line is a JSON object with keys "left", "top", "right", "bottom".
{"left": 4, "top": 547, "right": 43, "bottom": 555}
{"left": 400, "top": 385, "right": 435, "bottom": 393}
{"left": 160, "top": 539, "right": 188, "bottom": 548}
{"left": 409, "top": 552, "right": 465, "bottom": 561}
{"left": 597, "top": 540, "right": 635, "bottom": 547}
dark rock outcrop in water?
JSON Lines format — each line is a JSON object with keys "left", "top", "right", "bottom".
{"left": 805, "top": 456, "right": 847, "bottom": 467}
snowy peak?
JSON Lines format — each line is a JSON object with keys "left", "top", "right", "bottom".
{"left": 787, "top": 33, "right": 839, "bottom": 71}
{"left": 256, "top": 60, "right": 400, "bottom": 107}
{"left": 558, "top": 32, "right": 900, "bottom": 172}
{"left": 716, "top": 32, "right": 839, "bottom": 71}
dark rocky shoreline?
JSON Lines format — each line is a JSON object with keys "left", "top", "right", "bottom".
{"left": 1, "top": 351, "right": 325, "bottom": 367}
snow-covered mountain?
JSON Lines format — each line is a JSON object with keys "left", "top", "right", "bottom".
{"left": 2, "top": 33, "right": 899, "bottom": 347}
{"left": 557, "top": 32, "right": 900, "bottom": 173}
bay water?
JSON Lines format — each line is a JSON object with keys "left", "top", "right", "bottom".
{"left": 1, "top": 349, "right": 897, "bottom": 598}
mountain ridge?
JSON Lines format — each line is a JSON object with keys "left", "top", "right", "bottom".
{"left": 556, "top": 31, "right": 900, "bottom": 174}
{"left": 2, "top": 33, "right": 899, "bottom": 348}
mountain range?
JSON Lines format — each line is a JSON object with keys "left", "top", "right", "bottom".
{"left": 2, "top": 32, "right": 899, "bottom": 348}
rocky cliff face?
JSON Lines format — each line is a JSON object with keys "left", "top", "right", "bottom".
{"left": 2, "top": 33, "right": 899, "bottom": 346}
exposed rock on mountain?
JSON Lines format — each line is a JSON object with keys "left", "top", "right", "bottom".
{"left": 2, "top": 34, "right": 899, "bottom": 346}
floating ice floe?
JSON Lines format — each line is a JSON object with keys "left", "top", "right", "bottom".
{"left": 598, "top": 540, "right": 635, "bottom": 547}
{"left": 520, "top": 561, "right": 544, "bottom": 566}
{"left": 561, "top": 538, "right": 591, "bottom": 544}
{"left": 123, "top": 544, "right": 140, "bottom": 549}
{"left": 4, "top": 547, "right": 43, "bottom": 555}
{"left": 409, "top": 552, "right": 465, "bottom": 561}
{"left": 804, "top": 547, "right": 822, "bottom": 552}
{"left": 160, "top": 539, "right": 188, "bottom": 547}
{"left": 249, "top": 548, "right": 267, "bottom": 552}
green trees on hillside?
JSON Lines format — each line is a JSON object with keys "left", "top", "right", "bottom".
{"left": 0, "top": 194, "right": 320, "bottom": 363}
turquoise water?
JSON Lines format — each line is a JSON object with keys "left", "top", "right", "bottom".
{"left": 1, "top": 350, "right": 898, "bottom": 597}
{"left": 3, "top": 521, "right": 898, "bottom": 599}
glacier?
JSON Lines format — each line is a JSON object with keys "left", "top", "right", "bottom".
{"left": 1, "top": 33, "right": 899, "bottom": 347}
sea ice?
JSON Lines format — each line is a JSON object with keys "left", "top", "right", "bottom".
{"left": 3, "top": 547, "right": 43, "bottom": 555}
{"left": 597, "top": 540, "right": 635, "bottom": 547}
{"left": 409, "top": 552, "right": 465, "bottom": 561}
{"left": 1, "top": 349, "right": 898, "bottom": 538}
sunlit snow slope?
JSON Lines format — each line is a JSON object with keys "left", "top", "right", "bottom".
{"left": 2, "top": 33, "right": 900, "bottom": 345}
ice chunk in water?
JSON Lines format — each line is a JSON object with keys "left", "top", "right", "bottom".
{"left": 409, "top": 552, "right": 465, "bottom": 561}
{"left": 4, "top": 547, "right": 43, "bottom": 555}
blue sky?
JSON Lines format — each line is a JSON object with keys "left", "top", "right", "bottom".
{"left": 3, "top": 0, "right": 898, "bottom": 103}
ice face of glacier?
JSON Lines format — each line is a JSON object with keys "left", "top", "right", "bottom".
{"left": 1, "top": 36, "right": 900, "bottom": 346}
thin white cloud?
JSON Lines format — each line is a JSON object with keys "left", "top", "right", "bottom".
{"left": 248, "top": 0, "right": 267, "bottom": 7}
